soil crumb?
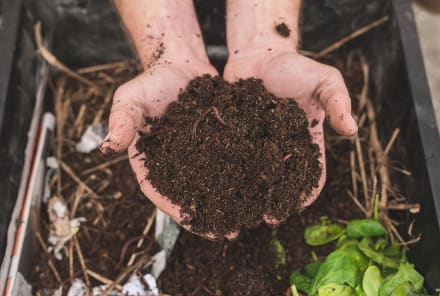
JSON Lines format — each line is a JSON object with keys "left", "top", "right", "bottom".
{"left": 136, "top": 75, "right": 321, "bottom": 237}
{"left": 311, "top": 118, "right": 319, "bottom": 128}
{"left": 275, "top": 22, "right": 291, "bottom": 37}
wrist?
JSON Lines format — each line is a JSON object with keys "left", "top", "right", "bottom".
{"left": 230, "top": 38, "right": 297, "bottom": 61}
{"left": 114, "top": 0, "right": 209, "bottom": 69}
{"left": 226, "top": 0, "right": 300, "bottom": 54}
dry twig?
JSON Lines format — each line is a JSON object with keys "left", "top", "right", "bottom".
{"left": 81, "top": 155, "right": 129, "bottom": 176}
{"left": 34, "top": 22, "right": 100, "bottom": 89}
{"left": 60, "top": 161, "right": 99, "bottom": 199}
{"left": 73, "top": 236, "right": 91, "bottom": 287}
{"left": 308, "top": 16, "right": 389, "bottom": 59}
{"left": 127, "top": 209, "right": 157, "bottom": 266}
{"left": 35, "top": 232, "right": 62, "bottom": 284}
{"left": 87, "top": 270, "right": 123, "bottom": 290}
{"left": 77, "top": 60, "right": 132, "bottom": 74}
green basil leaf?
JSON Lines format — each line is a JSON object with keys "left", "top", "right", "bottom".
{"left": 309, "top": 246, "right": 367, "bottom": 295}
{"left": 379, "top": 262, "right": 424, "bottom": 296}
{"left": 305, "top": 261, "right": 323, "bottom": 278}
{"left": 318, "top": 283, "right": 357, "bottom": 296}
{"left": 374, "top": 238, "right": 388, "bottom": 251}
{"left": 359, "top": 238, "right": 400, "bottom": 269}
{"left": 363, "top": 265, "right": 382, "bottom": 296}
{"left": 355, "top": 285, "right": 368, "bottom": 296}
{"left": 337, "top": 234, "right": 359, "bottom": 249}
{"left": 346, "top": 219, "right": 387, "bottom": 238}
{"left": 382, "top": 245, "right": 401, "bottom": 258}
{"left": 305, "top": 223, "right": 345, "bottom": 246}
{"left": 389, "top": 282, "right": 417, "bottom": 296}
{"left": 290, "top": 269, "right": 312, "bottom": 294}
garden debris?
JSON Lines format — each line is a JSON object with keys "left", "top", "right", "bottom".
{"left": 47, "top": 196, "right": 85, "bottom": 260}
{"left": 67, "top": 278, "right": 87, "bottom": 296}
{"left": 31, "top": 49, "right": 157, "bottom": 294}
{"left": 347, "top": 54, "right": 421, "bottom": 245}
{"left": 75, "top": 123, "right": 107, "bottom": 153}
{"left": 300, "top": 16, "right": 389, "bottom": 59}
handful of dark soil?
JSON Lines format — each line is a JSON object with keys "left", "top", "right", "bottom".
{"left": 136, "top": 75, "right": 321, "bottom": 237}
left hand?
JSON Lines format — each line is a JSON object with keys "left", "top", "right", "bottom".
{"left": 224, "top": 49, "right": 358, "bottom": 217}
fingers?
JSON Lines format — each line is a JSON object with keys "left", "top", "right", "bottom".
{"left": 263, "top": 214, "right": 280, "bottom": 225}
{"left": 100, "top": 83, "right": 145, "bottom": 154}
{"left": 316, "top": 67, "right": 358, "bottom": 136}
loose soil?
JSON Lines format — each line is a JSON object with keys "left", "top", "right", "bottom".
{"left": 136, "top": 75, "right": 321, "bottom": 237}
{"left": 275, "top": 23, "right": 291, "bottom": 37}
{"left": 32, "top": 52, "right": 400, "bottom": 296}
{"left": 158, "top": 132, "right": 361, "bottom": 296}
{"left": 157, "top": 56, "right": 367, "bottom": 295}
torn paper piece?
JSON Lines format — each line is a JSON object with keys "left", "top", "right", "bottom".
{"left": 151, "top": 250, "right": 166, "bottom": 279}
{"left": 122, "top": 275, "right": 146, "bottom": 296}
{"left": 47, "top": 196, "right": 85, "bottom": 260}
{"left": 52, "top": 286, "right": 63, "bottom": 296}
{"left": 67, "top": 279, "right": 87, "bottom": 296}
{"left": 92, "top": 285, "right": 122, "bottom": 296}
{"left": 144, "top": 274, "right": 159, "bottom": 296}
{"left": 43, "top": 157, "right": 59, "bottom": 203}
{"left": 76, "top": 123, "right": 107, "bottom": 153}
{"left": 154, "top": 209, "right": 180, "bottom": 256}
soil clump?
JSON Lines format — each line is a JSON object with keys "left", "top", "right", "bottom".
{"left": 136, "top": 75, "right": 321, "bottom": 237}
{"left": 275, "top": 22, "right": 291, "bottom": 37}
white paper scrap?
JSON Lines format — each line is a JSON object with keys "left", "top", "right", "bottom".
{"left": 67, "top": 279, "right": 87, "bottom": 296}
{"left": 122, "top": 275, "right": 146, "bottom": 296}
{"left": 144, "top": 274, "right": 159, "bottom": 296}
{"left": 76, "top": 123, "right": 106, "bottom": 153}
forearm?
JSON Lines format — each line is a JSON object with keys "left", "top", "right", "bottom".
{"left": 226, "top": 0, "right": 300, "bottom": 53}
{"left": 113, "top": 0, "right": 208, "bottom": 68}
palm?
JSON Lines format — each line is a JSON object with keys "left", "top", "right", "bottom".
{"left": 224, "top": 51, "right": 357, "bottom": 208}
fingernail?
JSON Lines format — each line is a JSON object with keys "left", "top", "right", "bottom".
{"left": 99, "top": 135, "right": 115, "bottom": 155}
{"left": 347, "top": 114, "right": 358, "bottom": 134}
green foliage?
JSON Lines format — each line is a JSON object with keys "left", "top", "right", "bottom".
{"left": 358, "top": 238, "right": 400, "bottom": 269}
{"left": 272, "top": 238, "right": 287, "bottom": 267}
{"left": 308, "top": 246, "right": 366, "bottom": 295}
{"left": 318, "top": 283, "right": 357, "bottom": 296}
{"left": 379, "top": 262, "right": 424, "bottom": 296}
{"left": 305, "top": 262, "right": 322, "bottom": 278}
{"left": 289, "top": 217, "right": 430, "bottom": 296}
{"left": 304, "top": 217, "right": 345, "bottom": 246}
{"left": 346, "top": 219, "right": 387, "bottom": 238}
{"left": 363, "top": 265, "right": 382, "bottom": 296}
{"left": 290, "top": 270, "right": 313, "bottom": 294}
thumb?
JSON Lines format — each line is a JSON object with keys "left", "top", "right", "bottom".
{"left": 100, "top": 84, "right": 145, "bottom": 155}
{"left": 316, "top": 67, "right": 358, "bottom": 136}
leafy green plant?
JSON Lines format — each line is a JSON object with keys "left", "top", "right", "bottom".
{"left": 304, "top": 216, "right": 345, "bottom": 246}
{"left": 289, "top": 217, "right": 431, "bottom": 296}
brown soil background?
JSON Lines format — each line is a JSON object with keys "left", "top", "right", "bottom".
{"left": 31, "top": 55, "right": 379, "bottom": 296}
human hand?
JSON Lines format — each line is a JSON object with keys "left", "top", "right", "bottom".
{"left": 224, "top": 48, "right": 357, "bottom": 214}
{"left": 100, "top": 59, "right": 219, "bottom": 234}
{"left": 102, "top": 0, "right": 240, "bottom": 239}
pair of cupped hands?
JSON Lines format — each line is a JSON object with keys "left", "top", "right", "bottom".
{"left": 99, "top": 44, "right": 357, "bottom": 240}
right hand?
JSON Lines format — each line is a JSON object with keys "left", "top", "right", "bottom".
{"left": 100, "top": 60, "right": 220, "bottom": 236}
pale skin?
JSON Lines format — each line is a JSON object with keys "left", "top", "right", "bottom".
{"left": 101, "top": 0, "right": 358, "bottom": 239}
